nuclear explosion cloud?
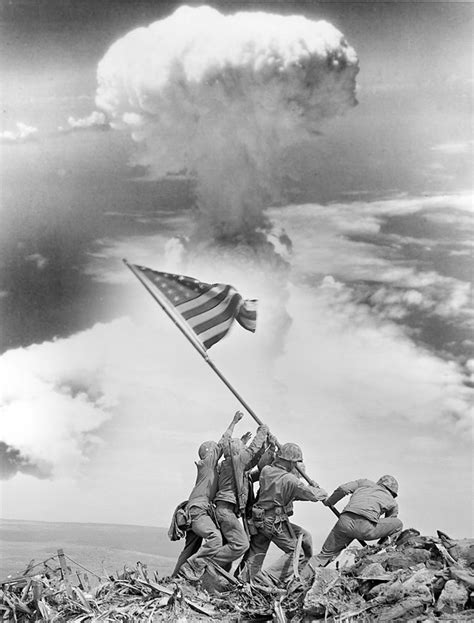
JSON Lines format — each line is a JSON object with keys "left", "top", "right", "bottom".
{"left": 96, "top": 5, "right": 358, "bottom": 242}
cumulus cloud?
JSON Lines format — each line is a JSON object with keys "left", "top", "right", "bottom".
{"left": 59, "top": 111, "right": 109, "bottom": 133}
{"left": 84, "top": 232, "right": 191, "bottom": 284}
{"left": 25, "top": 253, "right": 49, "bottom": 270}
{"left": 0, "top": 442, "right": 52, "bottom": 480}
{"left": 269, "top": 192, "right": 473, "bottom": 328}
{"left": 96, "top": 5, "right": 358, "bottom": 243}
{"left": 0, "top": 321, "right": 124, "bottom": 479}
{"left": 0, "top": 122, "right": 38, "bottom": 144}
{"left": 431, "top": 140, "right": 473, "bottom": 155}
{"left": 282, "top": 280, "right": 473, "bottom": 434}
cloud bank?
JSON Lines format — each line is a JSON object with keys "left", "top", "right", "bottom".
{"left": 0, "top": 322, "right": 122, "bottom": 480}
{"left": 0, "top": 122, "right": 38, "bottom": 144}
{"left": 269, "top": 193, "right": 473, "bottom": 340}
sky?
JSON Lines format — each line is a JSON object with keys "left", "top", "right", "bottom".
{"left": 0, "top": 0, "right": 472, "bottom": 546}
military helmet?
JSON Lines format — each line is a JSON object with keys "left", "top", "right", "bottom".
{"left": 278, "top": 442, "right": 303, "bottom": 462}
{"left": 377, "top": 474, "right": 399, "bottom": 497}
{"left": 198, "top": 441, "right": 218, "bottom": 459}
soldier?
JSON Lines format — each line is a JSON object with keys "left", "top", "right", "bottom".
{"left": 303, "top": 475, "right": 403, "bottom": 575}
{"left": 176, "top": 411, "right": 243, "bottom": 581}
{"left": 242, "top": 443, "right": 327, "bottom": 586}
{"left": 210, "top": 423, "right": 270, "bottom": 570}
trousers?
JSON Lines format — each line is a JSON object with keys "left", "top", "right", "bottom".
{"left": 183, "top": 506, "right": 223, "bottom": 573}
{"left": 310, "top": 511, "right": 403, "bottom": 567}
{"left": 244, "top": 513, "right": 312, "bottom": 586}
{"left": 171, "top": 530, "right": 202, "bottom": 576}
{"left": 239, "top": 519, "right": 312, "bottom": 582}
{"left": 211, "top": 501, "right": 249, "bottom": 569}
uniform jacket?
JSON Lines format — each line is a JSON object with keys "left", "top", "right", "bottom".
{"left": 214, "top": 425, "right": 268, "bottom": 508}
{"left": 326, "top": 478, "right": 398, "bottom": 523}
{"left": 187, "top": 431, "right": 231, "bottom": 510}
{"left": 257, "top": 460, "right": 327, "bottom": 515}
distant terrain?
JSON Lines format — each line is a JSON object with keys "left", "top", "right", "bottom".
{"left": 0, "top": 518, "right": 182, "bottom": 579}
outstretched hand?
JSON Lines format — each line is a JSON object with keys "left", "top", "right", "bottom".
{"left": 233, "top": 410, "right": 244, "bottom": 424}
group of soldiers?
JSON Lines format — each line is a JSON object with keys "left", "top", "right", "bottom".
{"left": 169, "top": 411, "right": 403, "bottom": 588}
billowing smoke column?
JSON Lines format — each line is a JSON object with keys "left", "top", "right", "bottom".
{"left": 96, "top": 5, "right": 358, "bottom": 244}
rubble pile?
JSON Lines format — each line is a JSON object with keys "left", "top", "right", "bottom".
{"left": 0, "top": 556, "right": 275, "bottom": 622}
{"left": 301, "top": 530, "right": 474, "bottom": 621}
{"left": 1, "top": 530, "right": 473, "bottom": 622}
{"left": 0, "top": 559, "right": 220, "bottom": 622}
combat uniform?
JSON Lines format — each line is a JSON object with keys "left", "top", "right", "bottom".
{"left": 243, "top": 460, "right": 327, "bottom": 585}
{"left": 308, "top": 478, "right": 403, "bottom": 569}
{"left": 176, "top": 432, "right": 231, "bottom": 578}
{"left": 212, "top": 425, "right": 269, "bottom": 569}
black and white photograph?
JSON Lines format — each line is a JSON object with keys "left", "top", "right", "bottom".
{"left": 0, "top": 0, "right": 472, "bottom": 620}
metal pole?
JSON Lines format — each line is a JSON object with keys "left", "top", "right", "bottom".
{"left": 124, "top": 259, "right": 208, "bottom": 358}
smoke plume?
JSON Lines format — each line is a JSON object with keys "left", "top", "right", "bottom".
{"left": 96, "top": 5, "right": 358, "bottom": 243}
{"left": 0, "top": 442, "right": 52, "bottom": 480}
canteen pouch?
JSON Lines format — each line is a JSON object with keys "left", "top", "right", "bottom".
{"left": 176, "top": 508, "right": 191, "bottom": 530}
{"left": 251, "top": 505, "right": 265, "bottom": 529}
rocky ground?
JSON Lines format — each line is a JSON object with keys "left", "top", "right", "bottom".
{"left": 1, "top": 530, "right": 473, "bottom": 621}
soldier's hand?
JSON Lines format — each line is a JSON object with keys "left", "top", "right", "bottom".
{"left": 267, "top": 433, "right": 278, "bottom": 447}
{"left": 233, "top": 410, "right": 244, "bottom": 423}
{"left": 240, "top": 431, "right": 252, "bottom": 445}
{"left": 322, "top": 497, "right": 331, "bottom": 506}
{"left": 258, "top": 424, "right": 269, "bottom": 435}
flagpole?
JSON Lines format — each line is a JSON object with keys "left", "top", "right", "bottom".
{"left": 124, "top": 259, "right": 209, "bottom": 358}
{"left": 124, "top": 259, "right": 357, "bottom": 532}
{"left": 124, "top": 260, "right": 266, "bottom": 421}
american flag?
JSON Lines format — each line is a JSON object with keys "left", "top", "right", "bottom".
{"left": 132, "top": 264, "right": 257, "bottom": 349}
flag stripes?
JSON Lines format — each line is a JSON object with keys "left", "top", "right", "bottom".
{"left": 181, "top": 285, "right": 232, "bottom": 320}
{"left": 132, "top": 265, "right": 257, "bottom": 349}
{"left": 236, "top": 299, "right": 258, "bottom": 332}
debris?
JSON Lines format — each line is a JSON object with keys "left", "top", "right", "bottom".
{"left": 302, "top": 567, "right": 365, "bottom": 619}
{"left": 436, "top": 579, "right": 469, "bottom": 614}
{"left": 303, "top": 567, "right": 339, "bottom": 616}
{"left": 355, "top": 562, "right": 392, "bottom": 581}
{"left": 1, "top": 533, "right": 473, "bottom": 621}
{"left": 374, "top": 595, "right": 431, "bottom": 620}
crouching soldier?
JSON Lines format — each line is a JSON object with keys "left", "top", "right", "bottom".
{"left": 243, "top": 443, "right": 327, "bottom": 587}
{"left": 176, "top": 411, "right": 243, "bottom": 581}
{"left": 303, "top": 475, "right": 403, "bottom": 576}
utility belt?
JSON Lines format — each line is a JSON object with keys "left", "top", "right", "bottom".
{"left": 251, "top": 505, "right": 292, "bottom": 532}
